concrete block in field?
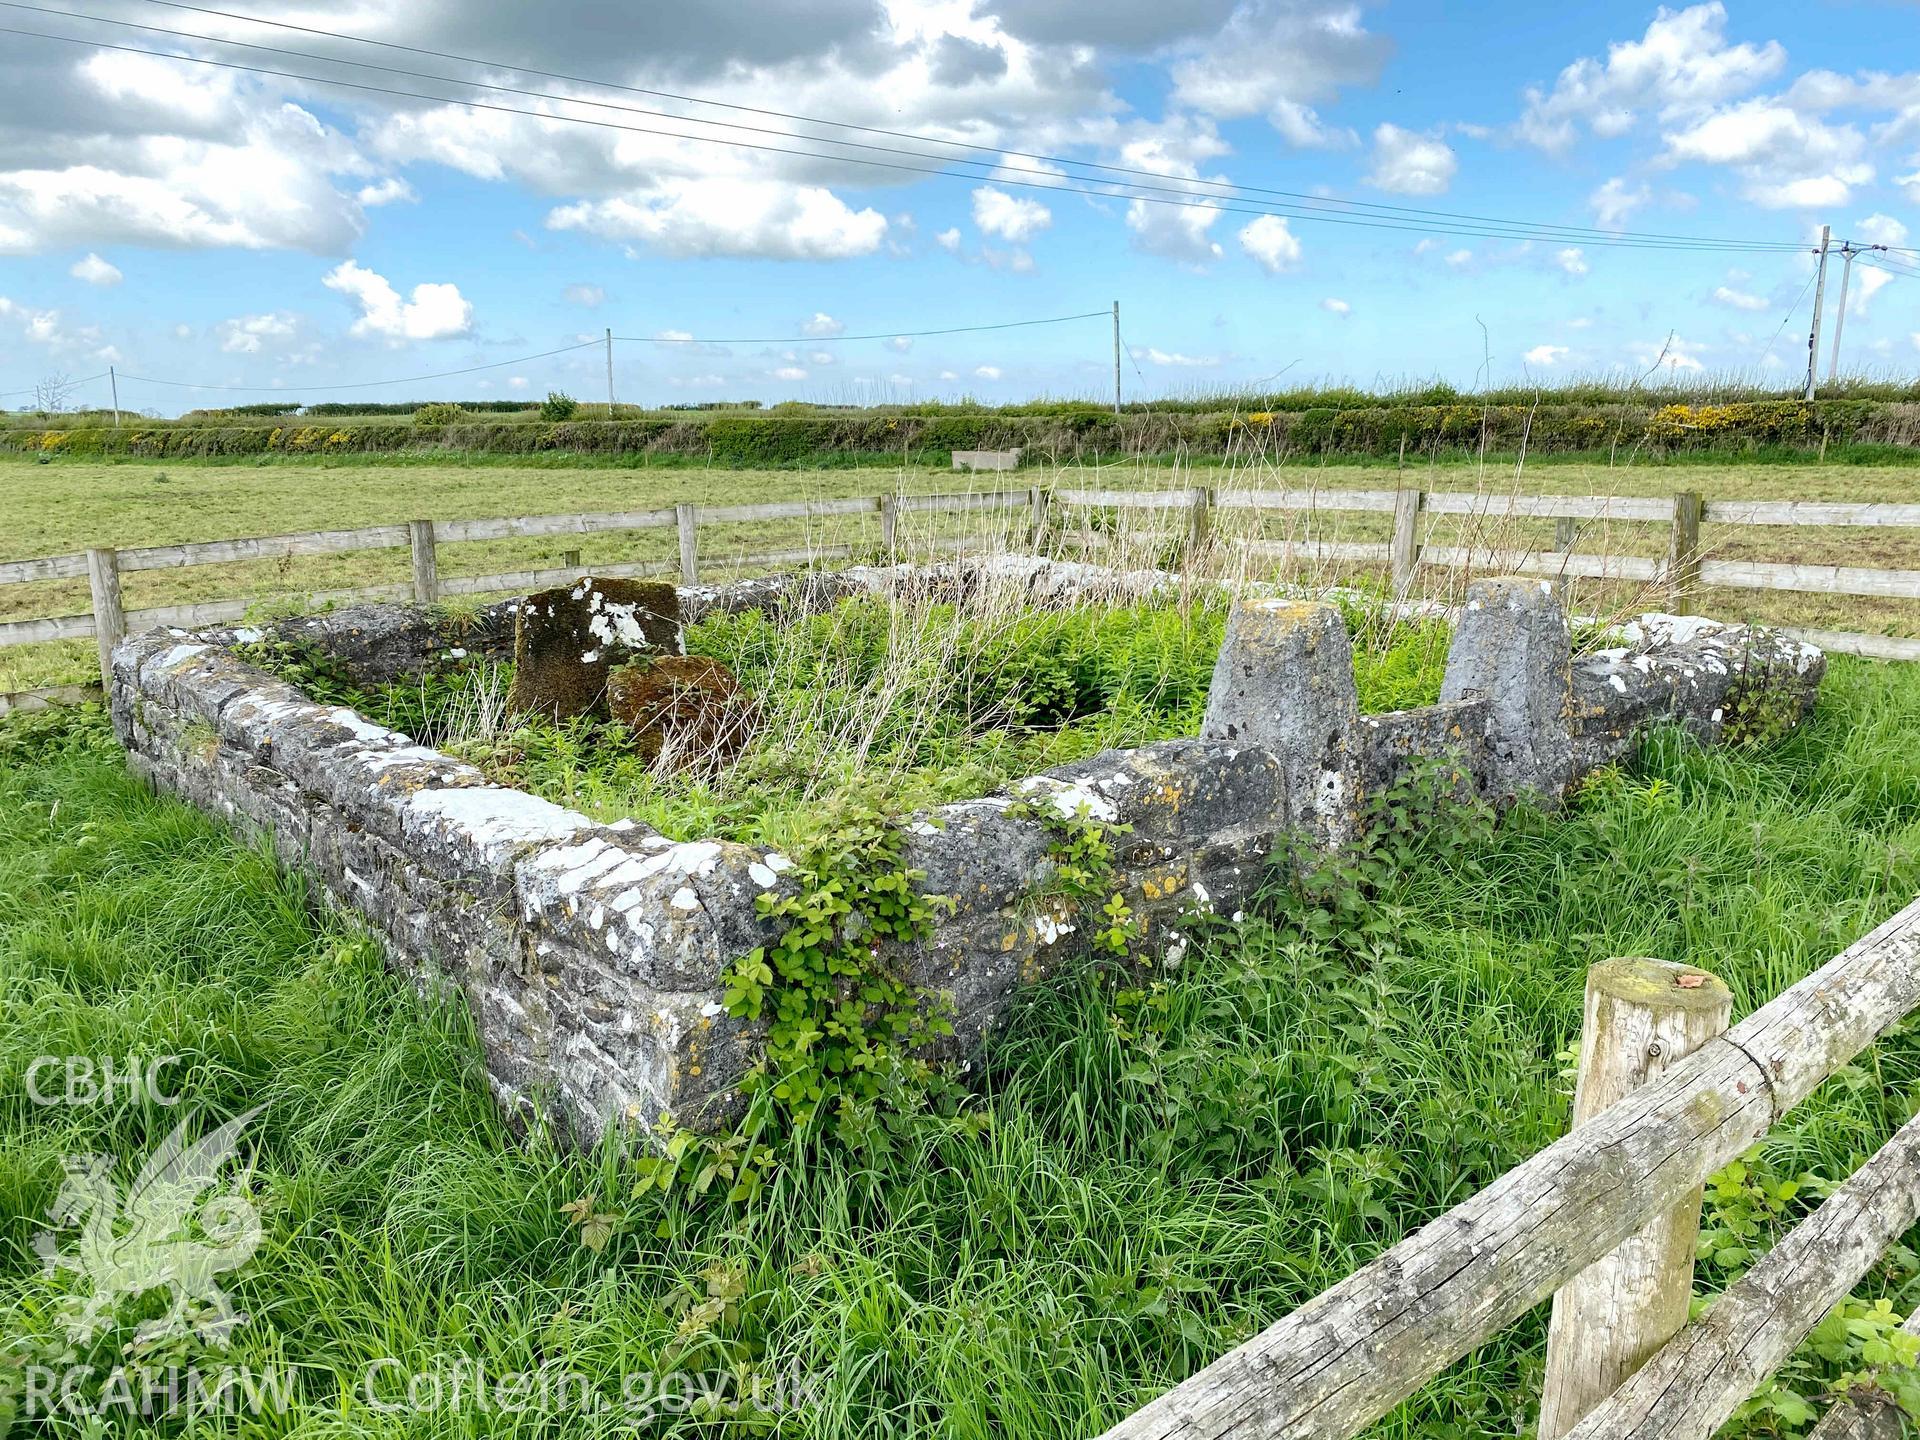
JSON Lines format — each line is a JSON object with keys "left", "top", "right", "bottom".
{"left": 1441, "top": 575, "right": 1575, "bottom": 803}
{"left": 506, "top": 577, "right": 682, "bottom": 721}
{"left": 1199, "top": 598, "right": 1360, "bottom": 846}
{"left": 952, "top": 448, "right": 1021, "bottom": 472}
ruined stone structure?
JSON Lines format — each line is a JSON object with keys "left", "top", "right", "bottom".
{"left": 109, "top": 559, "right": 1825, "bottom": 1144}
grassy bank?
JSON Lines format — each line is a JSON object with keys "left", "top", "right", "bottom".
{"left": 3, "top": 653, "right": 1919, "bottom": 1436}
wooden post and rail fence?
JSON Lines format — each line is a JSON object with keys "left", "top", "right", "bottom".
{"left": 1096, "top": 898, "right": 1920, "bottom": 1440}
{"left": 7, "top": 480, "right": 1920, "bottom": 710}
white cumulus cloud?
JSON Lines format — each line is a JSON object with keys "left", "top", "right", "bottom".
{"left": 1365, "top": 124, "right": 1457, "bottom": 195}
{"left": 1239, "top": 214, "right": 1303, "bottom": 273}
{"left": 1712, "top": 284, "right": 1769, "bottom": 311}
{"left": 971, "top": 187, "right": 1051, "bottom": 242}
{"left": 322, "top": 260, "right": 473, "bottom": 342}
{"left": 69, "top": 252, "right": 121, "bottom": 286}
{"left": 1556, "top": 247, "right": 1590, "bottom": 276}
{"left": 217, "top": 311, "right": 296, "bottom": 354}
{"left": 1321, "top": 297, "right": 1351, "bottom": 315}
{"left": 1524, "top": 344, "right": 1570, "bottom": 365}
{"left": 549, "top": 180, "right": 886, "bottom": 261}
{"left": 1518, "top": 3, "right": 1786, "bottom": 151}
{"left": 1590, "top": 177, "right": 1651, "bottom": 229}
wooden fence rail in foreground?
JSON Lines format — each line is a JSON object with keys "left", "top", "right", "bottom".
{"left": 10, "top": 481, "right": 1920, "bottom": 692}
{"left": 1097, "top": 896, "right": 1920, "bottom": 1440}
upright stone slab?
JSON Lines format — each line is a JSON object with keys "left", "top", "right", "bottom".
{"left": 1441, "top": 575, "right": 1575, "bottom": 804}
{"left": 607, "top": 654, "right": 755, "bottom": 770}
{"left": 1199, "top": 599, "right": 1360, "bottom": 847}
{"left": 506, "top": 577, "right": 682, "bottom": 721}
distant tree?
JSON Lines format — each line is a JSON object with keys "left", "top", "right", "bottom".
{"left": 33, "top": 372, "right": 75, "bottom": 413}
{"left": 540, "top": 390, "right": 579, "bottom": 421}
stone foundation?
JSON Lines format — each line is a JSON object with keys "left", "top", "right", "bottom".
{"left": 109, "top": 559, "right": 1825, "bottom": 1144}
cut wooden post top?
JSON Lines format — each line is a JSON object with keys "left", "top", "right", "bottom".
{"left": 1587, "top": 956, "right": 1732, "bottom": 1012}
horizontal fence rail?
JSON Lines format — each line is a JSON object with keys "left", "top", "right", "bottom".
{"left": 7, "top": 481, "right": 1920, "bottom": 701}
{"left": 1100, "top": 896, "right": 1920, "bottom": 1440}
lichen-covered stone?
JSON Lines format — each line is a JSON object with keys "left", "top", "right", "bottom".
{"left": 108, "top": 559, "right": 1830, "bottom": 1149}
{"left": 1359, "top": 697, "right": 1492, "bottom": 801}
{"left": 250, "top": 601, "right": 516, "bottom": 688}
{"left": 506, "top": 577, "right": 682, "bottom": 721}
{"left": 606, "top": 655, "right": 755, "bottom": 770}
{"left": 1199, "top": 599, "right": 1360, "bottom": 846}
{"left": 1442, "top": 576, "right": 1576, "bottom": 804}
{"left": 1571, "top": 613, "right": 1826, "bottom": 772}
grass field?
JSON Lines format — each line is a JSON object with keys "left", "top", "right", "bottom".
{"left": 4, "top": 654, "right": 1920, "bottom": 1435}
{"left": 3, "top": 449, "right": 1920, "bottom": 693}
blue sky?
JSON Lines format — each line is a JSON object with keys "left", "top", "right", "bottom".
{"left": 1, "top": 0, "right": 1916, "bottom": 414}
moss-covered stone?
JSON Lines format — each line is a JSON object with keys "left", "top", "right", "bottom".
{"left": 506, "top": 577, "right": 680, "bottom": 721}
{"left": 606, "top": 654, "right": 754, "bottom": 770}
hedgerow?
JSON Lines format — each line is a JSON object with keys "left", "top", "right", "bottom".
{"left": 9, "top": 398, "right": 1914, "bottom": 462}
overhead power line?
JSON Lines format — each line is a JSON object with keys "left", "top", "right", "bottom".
{"left": 0, "top": 11, "right": 1811, "bottom": 255}
{"left": 107, "top": 0, "right": 1807, "bottom": 254}
{"left": 0, "top": 370, "right": 111, "bottom": 400}
{"left": 3, "top": 312, "right": 1107, "bottom": 399}
{"left": 622, "top": 312, "right": 1110, "bottom": 345}
{"left": 113, "top": 339, "right": 603, "bottom": 393}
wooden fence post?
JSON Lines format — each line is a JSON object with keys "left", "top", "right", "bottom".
{"left": 1029, "top": 485, "right": 1050, "bottom": 551}
{"left": 1555, "top": 516, "right": 1577, "bottom": 553}
{"left": 561, "top": 548, "right": 581, "bottom": 572}
{"left": 676, "top": 502, "right": 699, "bottom": 584}
{"left": 1189, "top": 487, "right": 1213, "bottom": 553}
{"left": 1390, "top": 487, "right": 1424, "bottom": 590}
{"left": 1537, "top": 957, "right": 1732, "bottom": 1440}
{"left": 84, "top": 546, "right": 123, "bottom": 689}
{"left": 1669, "top": 491, "right": 1703, "bottom": 614}
{"left": 880, "top": 494, "right": 898, "bottom": 557}
{"left": 408, "top": 519, "right": 438, "bottom": 605}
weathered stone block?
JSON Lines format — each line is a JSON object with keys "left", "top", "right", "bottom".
{"left": 607, "top": 655, "right": 755, "bottom": 770}
{"left": 1359, "top": 697, "right": 1493, "bottom": 801}
{"left": 1572, "top": 613, "right": 1826, "bottom": 771}
{"left": 507, "top": 577, "right": 682, "bottom": 721}
{"left": 1441, "top": 576, "right": 1575, "bottom": 804}
{"left": 1199, "top": 599, "right": 1360, "bottom": 845}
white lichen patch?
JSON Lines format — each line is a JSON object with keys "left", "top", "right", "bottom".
{"left": 406, "top": 786, "right": 594, "bottom": 869}
{"left": 155, "top": 642, "right": 211, "bottom": 673}
{"left": 1017, "top": 776, "right": 1118, "bottom": 823}
{"left": 748, "top": 862, "right": 778, "bottom": 889}
{"left": 669, "top": 886, "right": 700, "bottom": 911}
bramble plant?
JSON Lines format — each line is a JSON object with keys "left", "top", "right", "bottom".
{"left": 540, "top": 390, "right": 580, "bottom": 421}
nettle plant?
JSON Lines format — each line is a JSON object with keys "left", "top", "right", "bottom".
{"left": 618, "top": 791, "right": 1149, "bottom": 1227}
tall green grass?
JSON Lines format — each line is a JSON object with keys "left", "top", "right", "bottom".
{"left": 2, "top": 656, "right": 1919, "bottom": 1436}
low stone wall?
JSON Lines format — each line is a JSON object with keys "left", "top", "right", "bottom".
{"left": 109, "top": 561, "right": 1825, "bottom": 1144}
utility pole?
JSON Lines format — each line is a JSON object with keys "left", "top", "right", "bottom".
{"left": 1112, "top": 300, "right": 1122, "bottom": 418}
{"left": 1827, "top": 243, "right": 1890, "bottom": 384}
{"left": 1804, "top": 224, "right": 1831, "bottom": 402}
{"left": 1826, "top": 244, "right": 1856, "bottom": 384}
{"left": 604, "top": 327, "right": 615, "bottom": 419}
{"left": 108, "top": 366, "right": 120, "bottom": 428}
